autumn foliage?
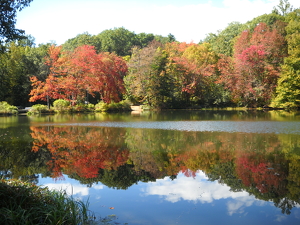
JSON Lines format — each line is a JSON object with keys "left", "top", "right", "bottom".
{"left": 218, "top": 23, "right": 287, "bottom": 107}
{"left": 29, "top": 45, "right": 128, "bottom": 105}
{"left": 30, "top": 126, "right": 129, "bottom": 179}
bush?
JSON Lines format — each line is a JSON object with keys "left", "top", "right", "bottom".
{"left": 95, "top": 101, "right": 131, "bottom": 112}
{"left": 95, "top": 101, "right": 109, "bottom": 112}
{"left": 28, "top": 104, "right": 49, "bottom": 114}
{"left": 0, "top": 101, "right": 18, "bottom": 114}
{"left": 72, "top": 103, "right": 95, "bottom": 112}
{"left": 53, "top": 99, "right": 71, "bottom": 113}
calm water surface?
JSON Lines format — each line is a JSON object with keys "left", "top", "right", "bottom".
{"left": 1, "top": 110, "right": 300, "bottom": 225}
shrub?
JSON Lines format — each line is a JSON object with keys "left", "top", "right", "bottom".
{"left": 95, "top": 101, "right": 131, "bottom": 112}
{"left": 28, "top": 104, "right": 49, "bottom": 114}
{"left": 0, "top": 101, "right": 18, "bottom": 114}
{"left": 53, "top": 99, "right": 71, "bottom": 113}
{"left": 72, "top": 103, "right": 95, "bottom": 112}
{"left": 119, "top": 100, "right": 131, "bottom": 111}
{"left": 95, "top": 101, "right": 109, "bottom": 112}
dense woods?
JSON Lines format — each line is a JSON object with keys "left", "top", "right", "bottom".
{"left": 0, "top": 1, "right": 300, "bottom": 109}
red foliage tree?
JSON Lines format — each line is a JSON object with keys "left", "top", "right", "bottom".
{"left": 218, "top": 22, "right": 287, "bottom": 107}
{"left": 29, "top": 45, "right": 128, "bottom": 104}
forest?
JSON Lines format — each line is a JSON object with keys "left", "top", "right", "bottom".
{"left": 0, "top": 0, "right": 300, "bottom": 109}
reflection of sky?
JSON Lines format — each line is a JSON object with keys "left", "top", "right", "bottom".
{"left": 142, "top": 171, "right": 264, "bottom": 216}
{"left": 38, "top": 173, "right": 300, "bottom": 225}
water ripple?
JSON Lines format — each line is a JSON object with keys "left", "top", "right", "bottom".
{"left": 46, "top": 121, "right": 300, "bottom": 134}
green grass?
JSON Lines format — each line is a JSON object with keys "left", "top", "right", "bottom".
{"left": 0, "top": 179, "right": 95, "bottom": 225}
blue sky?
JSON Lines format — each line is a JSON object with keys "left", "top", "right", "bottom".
{"left": 16, "top": 0, "right": 300, "bottom": 45}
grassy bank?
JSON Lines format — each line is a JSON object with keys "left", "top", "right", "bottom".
{"left": 0, "top": 179, "right": 95, "bottom": 225}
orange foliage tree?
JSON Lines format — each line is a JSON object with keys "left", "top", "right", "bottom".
{"left": 29, "top": 45, "right": 128, "bottom": 105}
{"left": 165, "top": 42, "right": 218, "bottom": 104}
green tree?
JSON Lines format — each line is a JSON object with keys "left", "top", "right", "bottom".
{"left": 136, "top": 32, "right": 155, "bottom": 48}
{"left": 273, "top": 0, "right": 294, "bottom": 16}
{"left": 271, "top": 9, "right": 300, "bottom": 109}
{"left": 203, "top": 22, "right": 244, "bottom": 57}
{"left": 62, "top": 32, "right": 101, "bottom": 52}
{"left": 0, "top": 40, "right": 33, "bottom": 106}
{"left": 0, "top": 0, "right": 33, "bottom": 45}
{"left": 243, "top": 13, "right": 285, "bottom": 32}
{"left": 96, "top": 27, "right": 137, "bottom": 56}
{"left": 154, "top": 33, "right": 176, "bottom": 44}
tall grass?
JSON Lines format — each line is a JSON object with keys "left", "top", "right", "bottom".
{"left": 0, "top": 179, "right": 95, "bottom": 225}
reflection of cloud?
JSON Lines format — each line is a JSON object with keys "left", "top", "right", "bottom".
{"left": 144, "top": 171, "right": 249, "bottom": 204}
{"left": 44, "top": 183, "right": 90, "bottom": 196}
{"left": 93, "top": 184, "right": 104, "bottom": 190}
{"left": 227, "top": 196, "right": 256, "bottom": 216}
{"left": 275, "top": 214, "right": 287, "bottom": 222}
{"left": 143, "top": 171, "right": 268, "bottom": 216}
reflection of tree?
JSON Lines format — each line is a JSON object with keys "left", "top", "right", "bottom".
{"left": 274, "top": 197, "right": 296, "bottom": 215}
{"left": 98, "top": 164, "right": 156, "bottom": 190}
{"left": 30, "top": 126, "right": 129, "bottom": 179}
{"left": 236, "top": 152, "right": 288, "bottom": 195}
{"left": 125, "top": 129, "right": 186, "bottom": 178}
{"left": 208, "top": 161, "right": 244, "bottom": 192}
{"left": 2, "top": 121, "right": 300, "bottom": 214}
{"left": 0, "top": 126, "right": 50, "bottom": 182}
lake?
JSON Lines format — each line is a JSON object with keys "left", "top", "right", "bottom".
{"left": 1, "top": 110, "right": 300, "bottom": 225}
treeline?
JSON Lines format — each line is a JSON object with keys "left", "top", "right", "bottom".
{"left": 0, "top": 1, "right": 300, "bottom": 109}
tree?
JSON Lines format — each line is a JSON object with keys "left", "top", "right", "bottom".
{"left": 136, "top": 32, "right": 155, "bottom": 48}
{"left": 219, "top": 22, "right": 287, "bottom": 107}
{"left": 0, "top": 0, "right": 33, "bottom": 44}
{"left": 62, "top": 32, "right": 101, "bottom": 52}
{"left": 243, "top": 13, "right": 285, "bottom": 32}
{"left": 273, "top": 0, "right": 294, "bottom": 16}
{"left": 96, "top": 27, "right": 137, "bottom": 56}
{"left": 125, "top": 41, "right": 168, "bottom": 107}
{"left": 0, "top": 39, "right": 35, "bottom": 106}
{"left": 203, "top": 22, "right": 244, "bottom": 57}
{"left": 271, "top": 9, "right": 300, "bottom": 109}
{"left": 29, "top": 45, "right": 128, "bottom": 105}
{"left": 165, "top": 42, "right": 221, "bottom": 106}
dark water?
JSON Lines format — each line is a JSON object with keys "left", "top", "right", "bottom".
{"left": 1, "top": 110, "right": 300, "bottom": 225}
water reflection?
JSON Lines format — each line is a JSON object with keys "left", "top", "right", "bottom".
{"left": 143, "top": 172, "right": 263, "bottom": 213}
{"left": 1, "top": 112, "right": 300, "bottom": 223}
